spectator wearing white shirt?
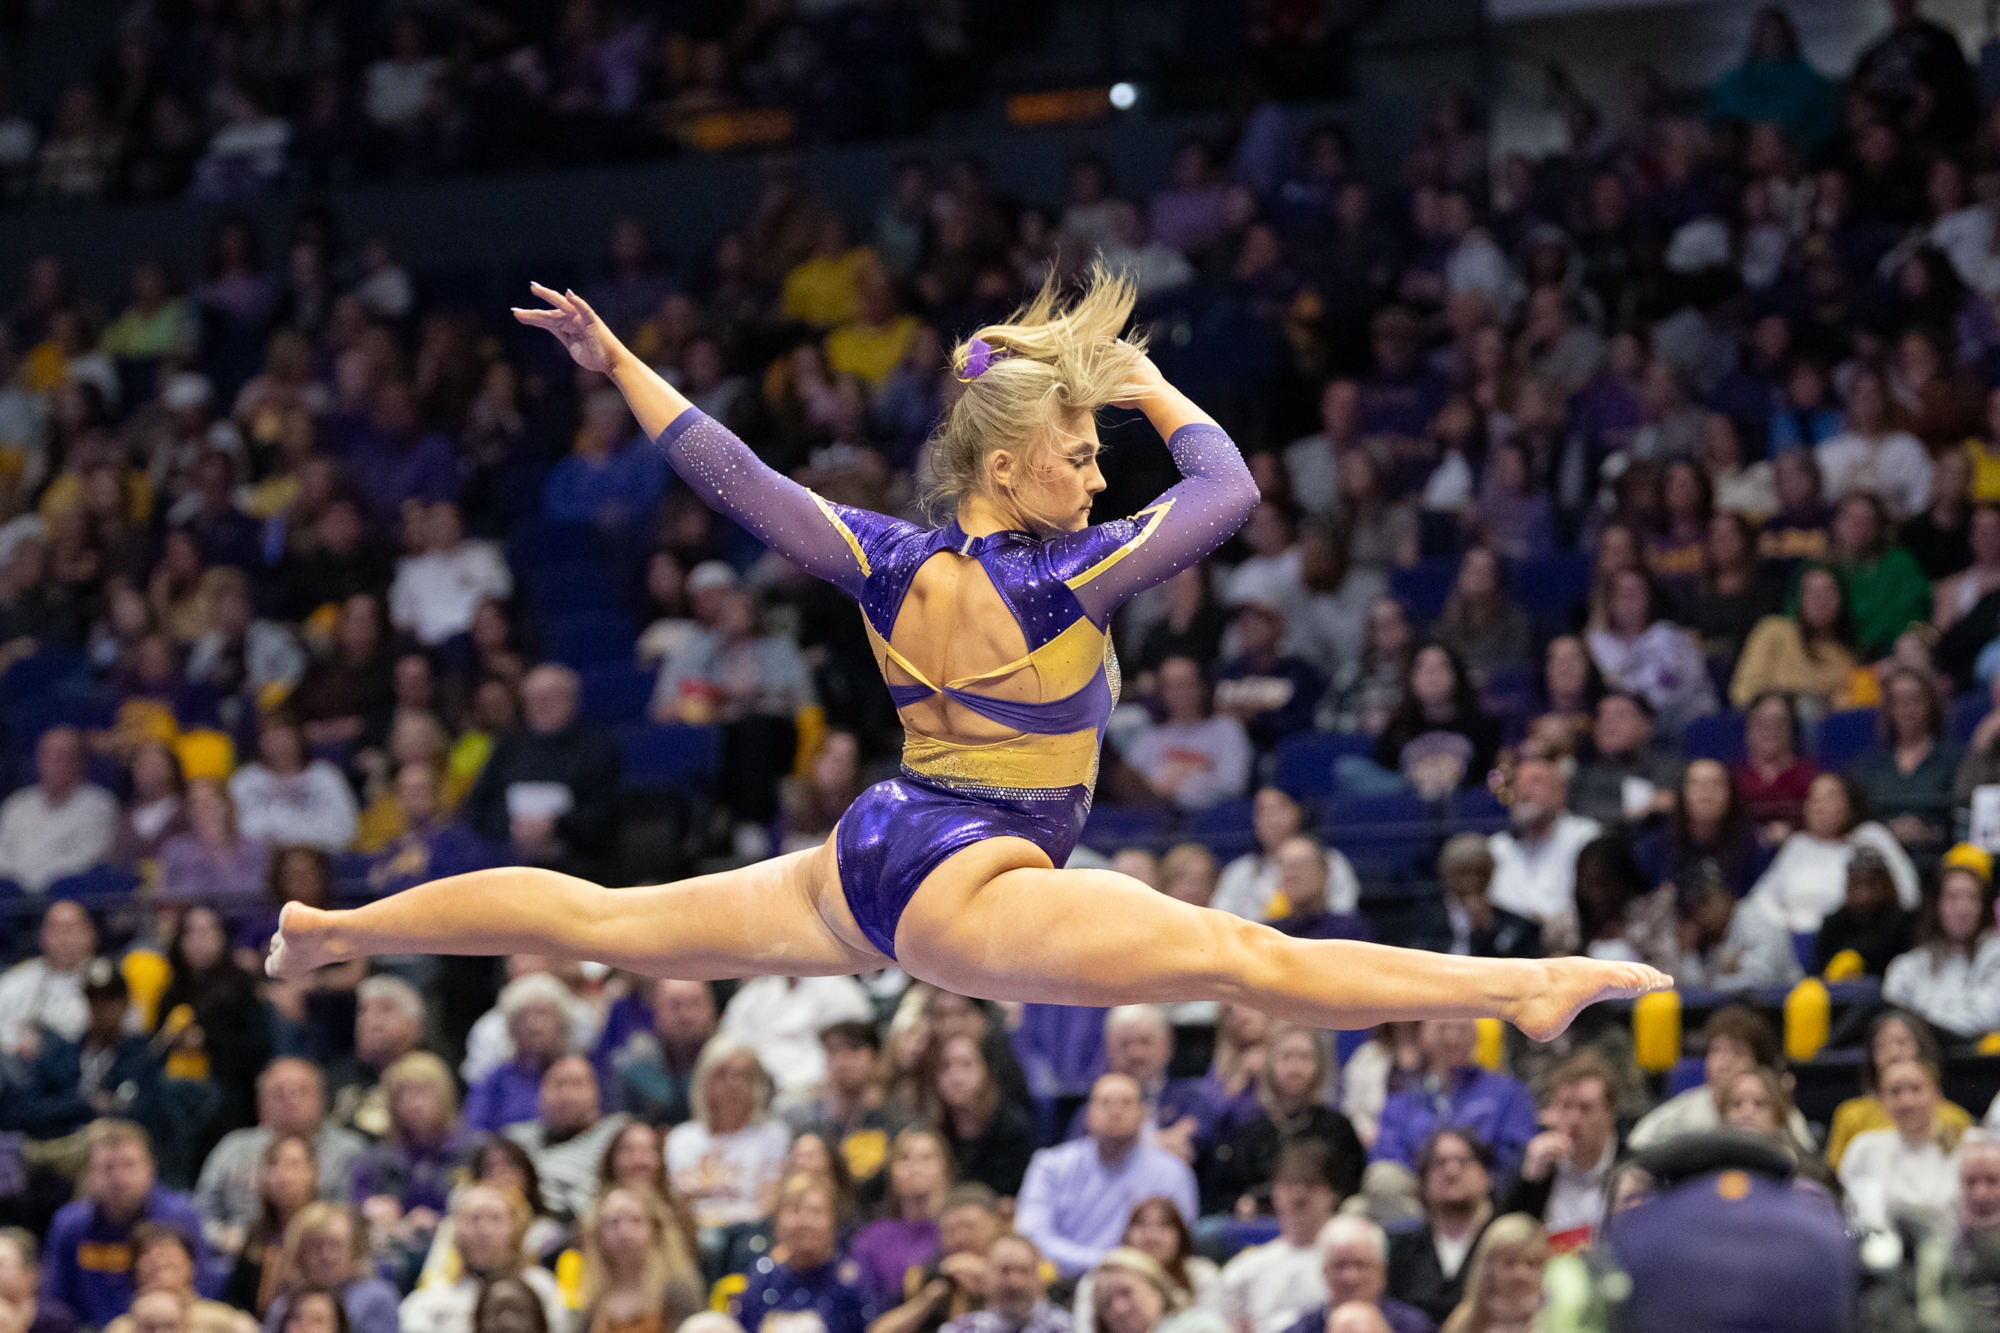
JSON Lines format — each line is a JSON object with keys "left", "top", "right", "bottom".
{"left": 665, "top": 1040, "right": 790, "bottom": 1266}
{"left": 1840, "top": 1058, "right": 1964, "bottom": 1236}
{"left": 0, "top": 898, "right": 96, "bottom": 1056}
{"left": 0, "top": 726, "right": 117, "bottom": 894}
{"left": 1816, "top": 367, "right": 1932, "bottom": 521}
{"left": 1485, "top": 756, "right": 1599, "bottom": 955}
{"left": 396, "top": 1184, "right": 569, "bottom": 1333}
{"left": 1216, "top": 1144, "right": 1343, "bottom": 1333}
{"left": 1748, "top": 772, "right": 1920, "bottom": 934}
{"left": 229, "top": 713, "right": 359, "bottom": 852}
{"left": 717, "top": 973, "right": 873, "bottom": 1102}
{"left": 1099, "top": 202, "right": 1197, "bottom": 298}
{"left": 1212, "top": 789, "right": 1358, "bottom": 922}
{"left": 1884, "top": 851, "right": 2000, "bottom": 1042}
{"left": 365, "top": 17, "right": 444, "bottom": 131}
{"left": 1123, "top": 657, "right": 1251, "bottom": 813}
{"left": 389, "top": 502, "right": 513, "bottom": 649}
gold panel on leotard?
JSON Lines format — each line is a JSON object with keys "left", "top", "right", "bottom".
{"left": 900, "top": 726, "right": 1101, "bottom": 793}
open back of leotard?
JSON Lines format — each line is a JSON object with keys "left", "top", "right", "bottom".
{"left": 652, "top": 408, "right": 1256, "bottom": 802}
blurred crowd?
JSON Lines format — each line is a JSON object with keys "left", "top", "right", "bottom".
{"left": 10, "top": 0, "right": 2000, "bottom": 1328}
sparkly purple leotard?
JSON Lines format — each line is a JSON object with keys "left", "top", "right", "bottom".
{"left": 654, "top": 408, "right": 1256, "bottom": 957}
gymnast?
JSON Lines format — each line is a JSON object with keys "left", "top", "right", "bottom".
{"left": 267, "top": 272, "right": 1667, "bottom": 1040}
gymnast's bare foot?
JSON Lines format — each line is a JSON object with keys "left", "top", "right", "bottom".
{"left": 1508, "top": 957, "right": 1672, "bottom": 1043}
{"left": 267, "top": 902, "right": 343, "bottom": 979}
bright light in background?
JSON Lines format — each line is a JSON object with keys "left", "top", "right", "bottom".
{"left": 1108, "top": 82, "right": 1137, "bottom": 110}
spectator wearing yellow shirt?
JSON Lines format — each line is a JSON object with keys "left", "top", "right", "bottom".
{"left": 824, "top": 267, "right": 920, "bottom": 390}
{"left": 99, "top": 259, "right": 195, "bottom": 362}
{"left": 780, "top": 217, "right": 878, "bottom": 329}
{"left": 1967, "top": 386, "right": 2000, "bottom": 503}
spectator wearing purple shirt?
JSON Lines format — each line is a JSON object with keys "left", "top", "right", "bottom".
{"left": 1016, "top": 1075, "right": 1199, "bottom": 1280}
{"left": 1062, "top": 1007, "right": 1213, "bottom": 1159}
{"left": 349, "top": 1052, "right": 475, "bottom": 1226}
{"left": 1358, "top": 307, "right": 1448, "bottom": 449}
{"left": 1369, "top": 1021, "right": 1538, "bottom": 1186}
{"left": 340, "top": 379, "right": 458, "bottom": 531}
{"left": 463, "top": 973, "right": 577, "bottom": 1132}
{"left": 1278, "top": 1218, "right": 1434, "bottom": 1333}
{"left": 734, "top": 1176, "right": 876, "bottom": 1333}
{"left": 849, "top": 1128, "right": 951, "bottom": 1307}
{"left": 38, "top": 1121, "right": 207, "bottom": 1328}
{"left": 940, "top": 1233, "right": 1070, "bottom": 1333}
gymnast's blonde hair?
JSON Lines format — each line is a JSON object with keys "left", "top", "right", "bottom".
{"left": 925, "top": 267, "right": 1148, "bottom": 522}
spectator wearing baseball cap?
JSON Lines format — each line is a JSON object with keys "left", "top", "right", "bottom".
{"left": 1884, "top": 844, "right": 2000, "bottom": 1041}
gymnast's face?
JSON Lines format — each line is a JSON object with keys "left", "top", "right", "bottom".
{"left": 988, "top": 410, "right": 1107, "bottom": 534}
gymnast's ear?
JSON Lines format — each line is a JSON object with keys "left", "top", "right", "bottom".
{"left": 984, "top": 447, "right": 1019, "bottom": 494}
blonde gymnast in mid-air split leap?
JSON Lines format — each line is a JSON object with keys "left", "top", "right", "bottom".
{"left": 268, "top": 271, "right": 1668, "bottom": 1040}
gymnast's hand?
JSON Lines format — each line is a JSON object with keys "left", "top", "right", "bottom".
{"left": 512, "top": 282, "right": 624, "bottom": 374}
{"left": 1112, "top": 351, "right": 1170, "bottom": 409}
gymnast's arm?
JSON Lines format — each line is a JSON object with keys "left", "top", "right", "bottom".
{"left": 513, "top": 283, "right": 873, "bottom": 595}
{"left": 1064, "top": 359, "right": 1260, "bottom": 622}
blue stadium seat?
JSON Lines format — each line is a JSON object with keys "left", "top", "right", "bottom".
{"left": 507, "top": 517, "right": 602, "bottom": 569}
{"left": 47, "top": 865, "right": 140, "bottom": 906}
{"left": 1324, "top": 791, "right": 1434, "bottom": 879}
{"left": 1449, "top": 787, "right": 1506, "bottom": 829}
{"left": 1814, "top": 708, "right": 1879, "bottom": 770}
{"left": 4, "top": 693, "right": 114, "bottom": 755}
{"left": 1505, "top": 550, "right": 1592, "bottom": 623}
{"left": 1080, "top": 805, "right": 1170, "bottom": 856}
{"left": 618, "top": 723, "right": 720, "bottom": 790}
{"left": 1390, "top": 559, "right": 1458, "bottom": 621}
{"left": 580, "top": 662, "right": 657, "bottom": 724}
{"left": 1665, "top": 1056, "right": 1705, "bottom": 1097}
{"left": 1953, "top": 692, "right": 1988, "bottom": 745}
{"left": 528, "top": 561, "right": 622, "bottom": 614}
{"left": 1271, "top": 731, "right": 1375, "bottom": 803}
{"left": 1792, "top": 931, "right": 1817, "bottom": 976}
{"left": 2, "top": 651, "right": 84, "bottom": 702}
{"left": 1683, "top": 711, "right": 1747, "bottom": 764}
{"left": 1185, "top": 798, "right": 1256, "bottom": 863}
{"left": 546, "top": 612, "right": 639, "bottom": 668}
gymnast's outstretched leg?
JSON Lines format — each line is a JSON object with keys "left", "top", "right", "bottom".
{"left": 266, "top": 838, "right": 886, "bottom": 982}
{"left": 890, "top": 838, "right": 1667, "bottom": 1042}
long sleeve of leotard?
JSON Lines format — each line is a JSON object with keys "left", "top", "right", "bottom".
{"left": 1058, "top": 422, "right": 1258, "bottom": 623}
{"left": 652, "top": 408, "right": 890, "bottom": 599}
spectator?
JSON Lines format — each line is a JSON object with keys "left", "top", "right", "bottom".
{"left": 1748, "top": 772, "right": 1920, "bottom": 931}
{"left": 1215, "top": 790, "right": 1330, "bottom": 923}
{"left": 0, "top": 897, "right": 96, "bottom": 1056}
{"left": 575, "top": 1186, "right": 704, "bottom": 1333}
{"left": 99, "top": 1228, "right": 252, "bottom": 1333}
{"left": 186, "top": 567, "right": 306, "bottom": 727}
{"left": 229, "top": 714, "right": 359, "bottom": 853}
{"left": 504, "top": 1055, "right": 629, "bottom": 1224}
{"left": 1131, "top": 569, "right": 1229, "bottom": 693}
{"left": 462, "top": 665, "right": 620, "bottom": 875}
{"left": 256, "top": 1204, "right": 399, "bottom": 1333}
{"left": 1731, "top": 691, "right": 1818, "bottom": 834}
{"left": 388, "top": 503, "right": 512, "bottom": 651}
{"left": 1431, "top": 549, "right": 1529, "bottom": 683}
{"left": 1934, "top": 505, "right": 2000, "bottom": 631}
{"left": 395, "top": 1185, "right": 569, "bottom": 1333}
{"left": 733, "top": 1175, "right": 874, "bottom": 1333}
{"left": 1370, "top": 644, "right": 1501, "bottom": 796}
{"left": 1884, "top": 847, "right": 2000, "bottom": 1040}
{"left": 665, "top": 1040, "right": 789, "bottom": 1251}
{"left": 1370, "top": 1021, "right": 1536, "bottom": 1185}
{"left": 1063, "top": 1007, "right": 1210, "bottom": 1160}
{"left": 928, "top": 1032, "right": 1038, "bottom": 1199}
{"left": 940, "top": 1233, "right": 1068, "bottom": 1333}
{"left": 1121, "top": 658, "right": 1251, "bottom": 812}
{"left": 1437, "top": 835, "right": 1540, "bottom": 959}
{"left": 349, "top": 1052, "right": 475, "bottom": 1259}
{"left": 1627, "top": 1005, "right": 1808, "bottom": 1150}
{"left": 1213, "top": 601, "right": 1325, "bottom": 755}
{"left": 39, "top": 1121, "right": 206, "bottom": 1328}
{"left": 1384, "top": 1131, "right": 1494, "bottom": 1327}
{"left": 1016, "top": 1075, "right": 1199, "bottom": 1280}
{"left": 1817, "top": 367, "right": 1931, "bottom": 520}
{"left": 1208, "top": 1025, "right": 1365, "bottom": 1210}
{"left": 542, "top": 391, "right": 666, "bottom": 535}
{"left": 1829, "top": 492, "right": 1933, "bottom": 659}
{"left": 1266, "top": 840, "right": 1369, "bottom": 942}
{"left": 8, "top": 959, "right": 162, "bottom": 1142}
{"left": 325, "top": 977, "right": 426, "bottom": 1138}
{"left": 718, "top": 971, "right": 872, "bottom": 1103}
{"left": 1903, "top": 449, "right": 1976, "bottom": 581}
{"left": 0, "top": 726, "right": 117, "bottom": 893}
{"left": 1329, "top": 598, "right": 1416, "bottom": 736}
{"left": 1089, "top": 1248, "right": 1222, "bottom": 1333}
{"left": 1500, "top": 1054, "right": 1620, "bottom": 1240}
{"left": 849, "top": 1128, "right": 952, "bottom": 1308}
{"left": 1812, "top": 845, "right": 1921, "bottom": 978}
{"left": 1585, "top": 569, "right": 1717, "bottom": 732}
{"left": 465, "top": 973, "right": 581, "bottom": 1134}
{"left": 1840, "top": 1057, "right": 1964, "bottom": 1234}
{"left": 1288, "top": 528, "right": 1388, "bottom": 687}
{"left": 1690, "top": 513, "right": 1776, "bottom": 665}
{"left": 1674, "top": 861, "right": 1802, "bottom": 990}
{"left": 154, "top": 906, "right": 271, "bottom": 1140}
{"left": 218, "top": 1134, "right": 316, "bottom": 1315}
{"left": 0, "top": 1230, "right": 75, "bottom": 1333}
{"left": 1707, "top": 7, "right": 1839, "bottom": 151}
{"left": 1852, "top": 666, "right": 1961, "bottom": 857}
{"left": 1215, "top": 1142, "right": 1347, "bottom": 1333}
{"left": 1434, "top": 1215, "right": 1545, "bottom": 1333}
{"left": 1070, "top": 1198, "right": 1218, "bottom": 1333}
{"left": 1486, "top": 756, "right": 1600, "bottom": 954}
{"left": 160, "top": 779, "right": 271, "bottom": 903}
{"left": 611, "top": 978, "right": 716, "bottom": 1130}
{"left": 1276, "top": 1218, "right": 1431, "bottom": 1333}
{"left": 113, "top": 738, "right": 190, "bottom": 869}
{"left": 1826, "top": 1008, "right": 1973, "bottom": 1170}
{"left": 342, "top": 381, "right": 457, "bottom": 532}
{"left": 363, "top": 761, "right": 498, "bottom": 898}
{"left": 194, "top": 1059, "right": 367, "bottom": 1260}
{"left": 1634, "top": 759, "right": 1767, "bottom": 900}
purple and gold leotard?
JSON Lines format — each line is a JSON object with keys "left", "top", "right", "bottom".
{"left": 654, "top": 408, "right": 1257, "bottom": 958}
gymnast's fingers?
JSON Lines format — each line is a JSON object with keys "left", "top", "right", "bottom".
{"left": 564, "top": 288, "right": 606, "bottom": 327}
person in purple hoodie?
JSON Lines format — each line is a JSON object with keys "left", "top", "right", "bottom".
{"left": 38, "top": 1121, "right": 207, "bottom": 1328}
{"left": 1368, "top": 1020, "right": 1538, "bottom": 1186}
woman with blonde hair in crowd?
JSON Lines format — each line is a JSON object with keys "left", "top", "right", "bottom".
{"left": 1072, "top": 1198, "right": 1220, "bottom": 1333}
{"left": 575, "top": 1186, "right": 704, "bottom": 1333}
{"left": 1838, "top": 1057, "right": 1966, "bottom": 1235}
{"left": 1200, "top": 1004, "right": 1274, "bottom": 1143}
{"left": 257, "top": 1204, "right": 399, "bottom": 1333}
{"left": 1090, "top": 1246, "right": 1228, "bottom": 1333}
{"left": 664, "top": 1039, "right": 789, "bottom": 1275}
{"left": 351, "top": 1052, "right": 475, "bottom": 1281}
{"left": 1438, "top": 1214, "right": 1548, "bottom": 1333}
{"left": 597, "top": 1121, "right": 700, "bottom": 1269}
{"left": 399, "top": 1183, "right": 569, "bottom": 1333}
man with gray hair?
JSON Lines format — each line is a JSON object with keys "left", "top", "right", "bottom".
{"left": 1063, "top": 1005, "right": 1210, "bottom": 1163}
{"left": 328, "top": 974, "right": 427, "bottom": 1136}
{"left": 463, "top": 662, "right": 620, "bottom": 876}
{"left": 193, "top": 1057, "right": 366, "bottom": 1256}
{"left": 1278, "top": 1218, "right": 1435, "bottom": 1333}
